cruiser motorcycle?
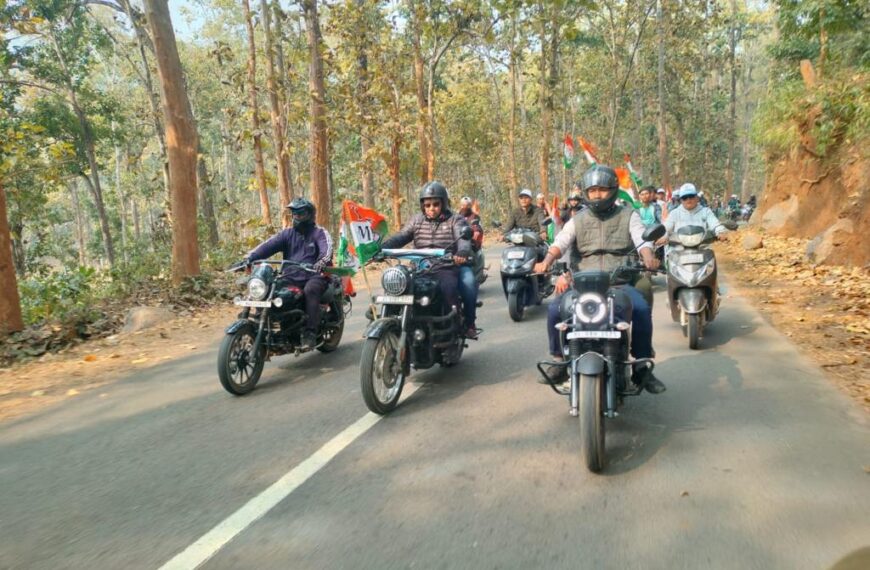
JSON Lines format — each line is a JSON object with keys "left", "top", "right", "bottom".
{"left": 360, "top": 246, "right": 472, "bottom": 415}
{"left": 218, "top": 260, "right": 352, "bottom": 395}
{"left": 501, "top": 228, "right": 555, "bottom": 321}
{"left": 536, "top": 224, "right": 666, "bottom": 473}
{"left": 666, "top": 225, "right": 720, "bottom": 349}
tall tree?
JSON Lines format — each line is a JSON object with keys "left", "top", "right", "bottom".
{"left": 143, "top": 0, "right": 200, "bottom": 284}
{"left": 302, "top": 0, "right": 331, "bottom": 230}
{"left": 242, "top": 0, "right": 272, "bottom": 227}
{"left": 656, "top": 0, "right": 671, "bottom": 193}
{"left": 0, "top": 182, "right": 23, "bottom": 334}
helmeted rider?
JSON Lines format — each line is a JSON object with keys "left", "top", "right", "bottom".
{"left": 381, "top": 182, "right": 477, "bottom": 338}
{"left": 559, "top": 184, "right": 585, "bottom": 224}
{"left": 504, "top": 188, "right": 548, "bottom": 242}
{"left": 660, "top": 183, "right": 729, "bottom": 242}
{"left": 532, "top": 165, "right": 666, "bottom": 393}
{"left": 246, "top": 198, "right": 333, "bottom": 350}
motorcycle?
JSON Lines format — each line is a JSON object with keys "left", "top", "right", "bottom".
{"left": 536, "top": 224, "right": 667, "bottom": 473}
{"left": 665, "top": 225, "right": 720, "bottom": 349}
{"left": 360, "top": 244, "right": 472, "bottom": 415}
{"left": 500, "top": 227, "right": 554, "bottom": 321}
{"left": 740, "top": 204, "right": 754, "bottom": 222}
{"left": 218, "top": 260, "right": 352, "bottom": 395}
{"left": 472, "top": 248, "right": 489, "bottom": 285}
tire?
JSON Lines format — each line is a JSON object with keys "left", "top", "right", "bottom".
{"left": 316, "top": 316, "right": 344, "bottom": 353}
{"left": 579, "top": 373, "right": 606, "bottom": 472}
{"left": 218, "top": 324, "right": 265, "bottom": 396}
{"left": 508, "top": 290, "right": 525, "bottom": 322}
{"left": 687, "top": 313, "right": 701, "bottom": 350}
{"left": 360, "top": 330, "right": 405, "bottom": 414}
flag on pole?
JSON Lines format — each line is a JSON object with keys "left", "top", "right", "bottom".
{"left": 577, "top": 137, "right": 600, "bottom": 165}
{"left": 337, "top": 200, "right": 389, "bottom": 271}
{"left": 614, "top": 167, "right": 640, "bottom": 208}
{"left": 624, "top": 153, "right": 645, "bottom": 189}
{"left": 562, "top": 134, "right": 575, "bottom": 169}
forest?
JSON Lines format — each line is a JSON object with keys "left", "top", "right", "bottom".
{"left": 0, "top": 0, "right": 867, "bottom": 341}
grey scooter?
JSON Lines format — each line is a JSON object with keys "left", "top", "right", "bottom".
{"left": 665, "top": 225, "right": 720, "bottom": 349}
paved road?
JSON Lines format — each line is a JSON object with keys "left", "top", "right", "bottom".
{"left": 1, "top": 248, "right": 868, "bottom": 570}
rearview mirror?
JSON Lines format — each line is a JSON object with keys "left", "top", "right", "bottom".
{"left": 642, "top": 223, "right": 666, "bottom": 242}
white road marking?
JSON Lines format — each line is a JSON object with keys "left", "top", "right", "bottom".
{"left": 158, "top": 383, "right": 420, "bottom": 570}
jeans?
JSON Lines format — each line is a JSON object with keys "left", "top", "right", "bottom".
{"left": 458, "top": 265, "right": 478, "bottom": 327}
{"left": 433, "top": 266, "right": 461, "bottom": 317}
{"left": 547, "top": 284, "right": 653, "bottom": 359}
{"left": 286, "top": 276, "right": 329, "bottom": 333}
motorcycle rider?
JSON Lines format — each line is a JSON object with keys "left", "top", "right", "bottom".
{"left": 559, "top": 185, "right": 585, "bottom": 224}
{"left": 637, "top": 186, "right": 662, "bottom": 227}
{"left": 381, "top": 181, "right": 477, "bottom": 338}
{"left": 532, "top": 165, "right": 666, "bottom": 393}
{"left": 246, "top": 198, "right": 333, "bottom": 350}
{"left": 660, "top": 183, "right": 730, "bottom": 242}
{"left": 458, "top": 196, "right": 483, "bottom": 336}
{"left": 503, "top": 188, "right": 548, "bottom": 242}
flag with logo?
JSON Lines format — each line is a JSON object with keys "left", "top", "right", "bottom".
{"left": 562, "top": 134, "right": 575, "bottom": 169}
{"left": 337, "top": 200, "right": 389, "bottom": 271}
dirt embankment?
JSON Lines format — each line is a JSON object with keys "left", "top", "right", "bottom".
{"left": 753, "top": 143, "right": 869, "bottom": 267}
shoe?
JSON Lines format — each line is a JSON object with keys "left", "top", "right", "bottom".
{"left": 300, "top": 330, "right": 317, "bottom": 350}
{"left": 540, "top": 362, "right": 568, "bottom": 384}
{"left": 464, "top": 327, "right": 479, "bottom": 340}
{"left": 639, "top": 369, "right": 667, "bottom": 394}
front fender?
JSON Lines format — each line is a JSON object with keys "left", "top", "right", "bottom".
{"left": 576, "top": 352, "right": 607, "bottom": 375}
{"left": 678, "top": 288, "right": 707, "bottom": 314}
{"left": 363, "top": 317, "right": 401, "bottom": 339}
{"left": 505, "top": 278, "right": 526, "bottom": 294}
{"left": 225, "top": 319, "right": 254, "bottom": 335}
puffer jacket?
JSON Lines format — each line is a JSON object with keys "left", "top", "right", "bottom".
{"left": 382, "top": 209, "right": 471, "bottom": 257}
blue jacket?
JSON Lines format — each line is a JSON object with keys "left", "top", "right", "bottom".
{"left": 247, "top": 225, "right": 333, "bottom": 281}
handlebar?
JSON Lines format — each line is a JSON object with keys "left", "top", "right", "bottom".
{"left": 227, "top": 259, "right": 320, "bottom": 273}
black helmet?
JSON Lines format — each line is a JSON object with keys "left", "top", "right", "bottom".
{"left": 288, "top": 197, "right": 316, "bottom": 229}
{"left": 580, "top": 165, "right": 619, "bottom": 215}
{"left": 419, "top": 180, "right": 450, "bottom": 213}
{"left": 568, "top": 191, "right": 582, "bottom": 202}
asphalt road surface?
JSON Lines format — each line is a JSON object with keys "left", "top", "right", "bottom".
{"left": 1, "top": 246, "right": 868, "bottom": 570}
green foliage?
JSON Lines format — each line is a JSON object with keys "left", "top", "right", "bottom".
{"left": 18, "top": 265, "right": 100, "bottom": 326}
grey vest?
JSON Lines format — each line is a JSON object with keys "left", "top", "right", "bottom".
{"left": 573, "top": 206, "right": 635, "bottom": 273}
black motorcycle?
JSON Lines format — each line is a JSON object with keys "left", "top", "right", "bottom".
{"left": 536, "top": 224, "right": 666, "bottom": 473}
{"left": 218, "top": 260, "right": 352, "bottom": 395}
{"left": 360, "top": 247, "right": 471, "bottom": 414}
{"left": 500, "top": 228, "right": 554, "bottom": 321}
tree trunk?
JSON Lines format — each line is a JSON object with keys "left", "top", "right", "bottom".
{"left": 725, "top": 0, "right": 738, "bottom": 200}
{"left": 271, "top": 1, "right": 296, "bottom": 202}
{"left": 243, "top": 0, "right": 272, "bottom": 228}
{"left": 508, "top": 17, "right": 518, "bottom": 200}
{"left": 261, "top": 0, "right": 292, "bottom": 227}
{"left": 143, "top": 0, "right": 201, "bottom": 284}
{"left": 0, "top": 182, "right": 24, "bottom": 335}
{"left": 356, "top": 0, "right": 375, "bottom": 208}
{"left": 79, "top": 172, "right": 114, "bottom": 268}
{"left": 389, "top": 132, "right": 403, "bottom": 229}
{"left": 412, "top": 13, "right": 429, "bottom": 184}
{"left": 656, "top": 0, "right": 672, "bottom": 194}
{"left": 538, "top": 16, "right": 558, "bottom": 200}
{"left": 198, "top": 153, "right": 220, "bottom": 247}
{"left": 302, "top": 0, "right": 331, "bottom": 231}
{"left": 69, "top": 180, "right": 88, "bottom": 266}
{"left": 114, "top": 142, "right": 128, "bottom": 261}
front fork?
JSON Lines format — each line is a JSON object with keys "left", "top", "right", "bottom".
{"left": 398, "top": 306, "right": 411, "bottom": 375}
{"left": 250, "top": 307, "right": 270, "bottom": 362}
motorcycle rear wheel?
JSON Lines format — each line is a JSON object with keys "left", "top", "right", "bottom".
{"left": 579, "top": 373, "right": 606, "bottom": 472}
{"left": 360, "top": 330, "right": 405, "bottom": 414}
{"left": 688, "top": 313, "right": 701, "bottom": 350}
{"left": 508, "top": 290, "right": 525, "bottom": 322}
{"left": 218, "top": 325, "right": 265, "bottom": 396}
{"left": 317, "top": 318, "right": 344, "bottom": 353}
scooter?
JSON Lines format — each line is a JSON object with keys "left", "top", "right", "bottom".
{"left": 665, "top": 225, "right": 720, "bottom": 349}
{"left": 500, "top": 228, "right": 554, "bottom": 322}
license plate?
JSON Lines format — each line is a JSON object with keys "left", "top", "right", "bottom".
{"left": 680, "top": 253, "right": 705, "bottom": 264}
{"left": 376, "top": 295, "right": 414, "bottom": 305}
{"left": 567, "top": 330, "right": 621, "bottom": 340}
{"left": 507, "top": 251, "right": 525, "bottom": 260}
{"left": 234, "top": 299, "right": 272, "bottom": 308}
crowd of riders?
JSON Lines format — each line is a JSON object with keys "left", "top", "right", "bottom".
{"left": 244, "top": 164, "right": 734, "bottom": 393}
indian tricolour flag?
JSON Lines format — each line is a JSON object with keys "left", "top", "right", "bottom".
{"left": 337, "top": 199, "right": 389, "bottom": 271}
{"left": 562, "top": 134, "right": 575, "bottom": 169}
{"left": 578, "top": 137, "right": 600, "bottom": 165}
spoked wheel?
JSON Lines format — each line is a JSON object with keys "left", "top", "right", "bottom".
{"left": 360, "top": 330, "right": 405, "bottom": 414}
{"left": 218, "top": 325, "right": 265, "bottom": 396}
{"left": 317, "top": 318, "right": 344, "bottom": 353}
{"left": 508, "top": 291, "right": 525, "bottom": 322}
{"left": 579, "top": 373, "right": 606, "bottom": 472}
{"left": 687, "top": 313, "right": 702, "bottom": 350}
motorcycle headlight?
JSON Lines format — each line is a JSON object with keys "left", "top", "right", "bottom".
{"left": 510, "top": 234, "right": 524, "bottom": 245}
{"left": 382, "top": 266, "right": 410, "bottom": 295}
{"left": 574, "top": 292, "right": 607, "bottom": 324}
{"left": 247, "top": 278, "right": 268, "bottom": 300}
{"left": 679, "top": 233, "right": 705, "bottom": 247}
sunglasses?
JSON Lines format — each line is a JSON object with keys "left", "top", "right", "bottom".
{"left": 680, "top": 195, "right": 698, "bottom": 201}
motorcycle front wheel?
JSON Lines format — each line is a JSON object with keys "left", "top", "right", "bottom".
{"left": 360, "top": 330, "right": 405, "bottom": 414}
{"left": 688, "top": 313, "right": 701, "bottom": 350}
{"left": 579, "top": 373, "right": 606, "bottom": 472}
{"left": 508, "top": 290, "right": 525, "bottom": 322}
{"left": 218, "top": 324, "right": 265, "bottom": 396}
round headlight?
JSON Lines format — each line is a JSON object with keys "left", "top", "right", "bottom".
{"left": 574, "top": 292, "right": 607, "bottom": 323}
{"left": 510, "top": 234, "right": 524, "bottom": 244}
{"left": 248, "top": 278, "right": 268, "bottom": 300}
{"left": 679, "top": 232, "right": 705, "bottom": 247}
{"left": 382, "top": 267, "right": 409, "bottom": 295}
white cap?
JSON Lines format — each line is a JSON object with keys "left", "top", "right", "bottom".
{"left": 678, "top": 183, "right": 698, "bottom": 197}
{"left": 518, "top": 189, "right": 533, "bottom": 198}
